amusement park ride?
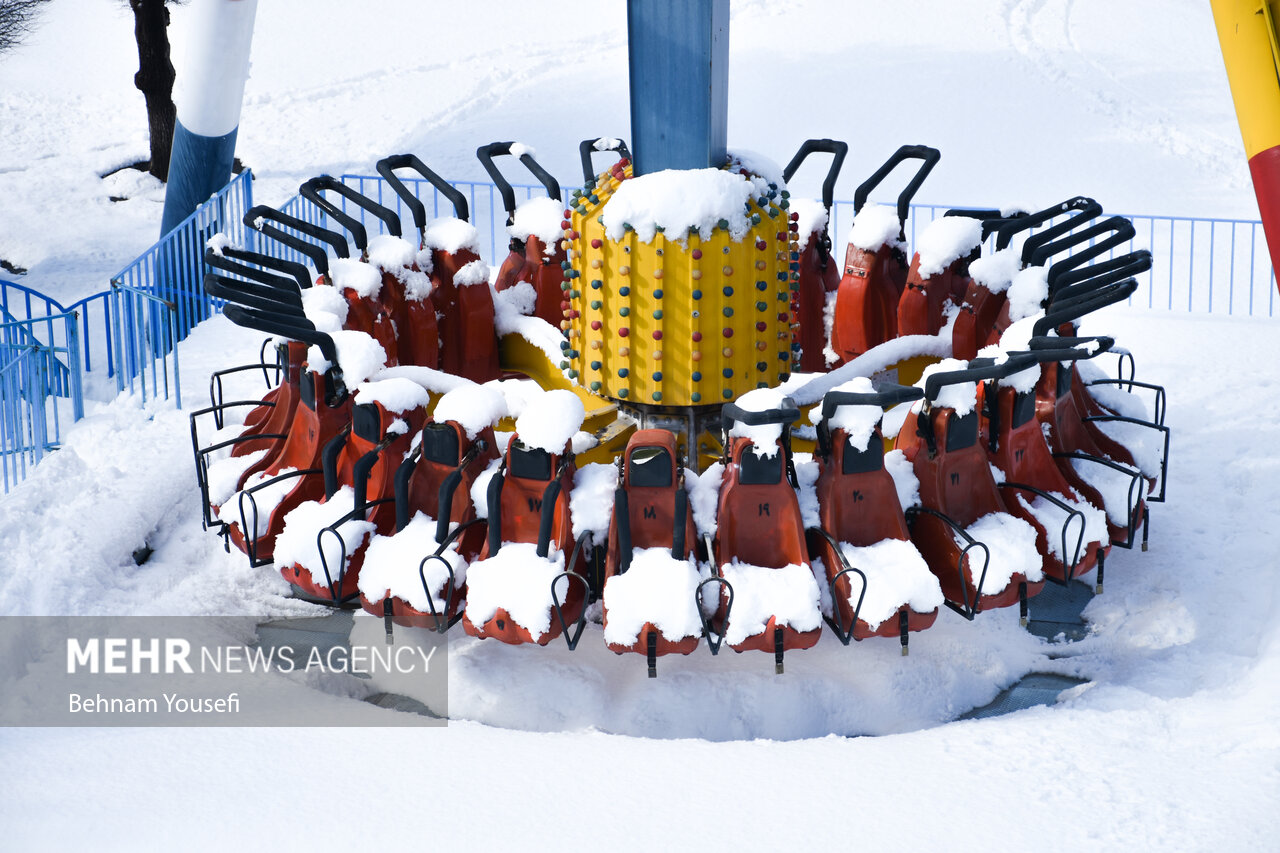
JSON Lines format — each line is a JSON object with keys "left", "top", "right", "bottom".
{"left": 187, "top": 0, "right": 1173, "bottom": 676}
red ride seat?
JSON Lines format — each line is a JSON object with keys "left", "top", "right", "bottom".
{"left": 275, "top": 390, "right": 429, "bottom": 603}
{"left": 895, "top": 360, "right": 1046, "bottom": 619}
{"left": 602, "top": 430, "right": 702, "bottom": 668}
{"left": 360, "top": 415, "right": 500, "bottom": 631}
{"left": 811, "top": 383, "right": 939, "bottom": 649}
{"left": 830, "top": 145, "right": 940, "bottom": 363}
{"left": 713, "top": 394, "right": 822, "bottom": 667}
{"left": 979, "top": 346, "right": 1112, "bottom": 588}
{"left": 377, "top": 154, "right": 501, "bottom": 383}
{"left": 463, "top": 432, "right": 587, "bottom": 646}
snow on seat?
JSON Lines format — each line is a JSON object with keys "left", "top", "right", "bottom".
{"left": 359, "top": 511, "right": 468, "bottom": 629}
{"left": 464, "top": 542, "right": 566, "bottom": 643}
{"left": 205, "top": 448, "right": 268, "bottom": 509}
{"left": 895, "top": 358, "right": 1046, "bottom": 616}
{"left": 807, "top": 377, "right": 941, "bottom": 648}
{"left": 834, "top": 538, "right": 943, "bottom": 631}
{"left": 601, "top": 430, "right": 703, "bottom": 667}
{"left": 602, "top": 547, "right": 708, "bottom": 648}
{"left": 718, "top": 560, "right": 821, "bottom": 648}
{"left": 713, "top": 389, "right": 822, "bottom": 663}
{"left": 898, "top": 215, "right": 982, "bottom": 338}
{"left": 463, "top": 389, "right": 589, "bottom": 646}
{"left": 954, "top": 511, "right": 1043, "bottom": 595}
{"left": 273, "top": 486, "right": 376, "bottom": 597}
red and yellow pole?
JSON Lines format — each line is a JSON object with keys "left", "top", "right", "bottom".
{"left": 1213, "top": 1, "right": 1280, "bottom": 285}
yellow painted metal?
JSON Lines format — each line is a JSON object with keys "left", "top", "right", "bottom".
{"left": 1212, "top": 0, "right": 1280, "bottom": 159}
{"left": 563, "top": 164, "right": 796, "bottom": 407}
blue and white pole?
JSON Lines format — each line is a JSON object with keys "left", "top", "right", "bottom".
{"left": 159, "top": 0, "right": 259, "bottom": 237}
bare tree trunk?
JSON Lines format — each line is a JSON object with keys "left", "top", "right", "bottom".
{"left": 129, "top": 0, "right": 176, "bottom": 181}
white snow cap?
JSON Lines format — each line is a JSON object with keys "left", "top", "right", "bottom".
{"left": 570, "top": 463, "right": 619, "bottom": 542}
{"left": 916, "top": 216, "right": 982, "bottom": 278}
{"left": 206, "top": 232, "right": 232, "bottom": 255}
{"left": 835, "top": 538, "right": 944, "bottom": 630}
{"left": 514, "top": 389, "right": 586, "bottom": 454}
{"left": 959, "top": 511, "right": 1044, "bottom": 593}
{"left": 432, "top": 384, "right": 507, "bottom": 439}
{"left": 306, "top": 329, "right": 388, "bottom": 386}
{"left": 811, "top": 376, "right": 882, "bottom": 452}
{"left": 719, "top": 560, "right": 822, "bottom": 646}
{"left": 593, "top": 137, "right": 623, "bottom": 152}
{"left": 453, "top": 259, "right": 491, "bottom": 287}
{"left": 884, "top": 449, "right": 920, "bottom": 510}
{"left": 915, "top": 358, "right": 977, "bottom": 415}
{"left": 272, "top": 487, "right": 375, "bottom": 578}
{"left": 968, "top": 247, "right": 1022, "bottom": 294}
{"left": 358, "top": 513, "right": 468, "bottom": 613}
{"left": 423, "top": 218, "right": 481, "bottom": 255}
{"left": 728, "top": 386, "right": 792, "bottom": 458}
{"left": 464, "top": 542, "right": 567, "bottom": 640}
{"left": 600, "top": 167, "right": 761, "bottom": 244}
{"left": 329, "top": 257, "right": 382, "bottom": 299}
{"left": 368, "top": 235, "right": 432, "bottom": 301}
{"left": 300, "top": 285, "right": 348, "bottom": 333}
{"left": 791, "top": 198, "right": 829, "bottom": 254}
{"left": 848, "top": 202, "right": 904, "bottom": 253}
{"left": 1007, "top": 264, "right": 1050, "bottom": 321}
{"left": 603, "top": 548, "right": 708, "bottom": 646}
{"left": 726, "top": 148, "right": 787, "bottom": 191}
{"left": 978, "top": 344, "right": 1041, "bottom": 393}
{"left": 508, "top": 196, "right": 565, "bottom": 255}
{"left": 508, "top": 142, "right": 536, "bottom": 160}
{"left": 686, "top": 462, "right": 723, "bottom": 537}
{"left": 354, "top": 377, "right": 431, "bottom": 414}
{"left": 366, "top": 234, "right": 416, "bottom": 271}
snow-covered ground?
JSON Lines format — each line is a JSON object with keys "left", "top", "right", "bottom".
{"left": 1, "top": 1, "right": 1278, "bottom": 849}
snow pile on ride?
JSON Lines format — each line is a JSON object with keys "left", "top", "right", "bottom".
{"left": 836, "top": 538, "right": 943, "bottom": 629}
{"left": 508, "top": 196, "right": 565, "bottom": 255}
{"left": 273, "top": 486, "right": 376, "bottom": 578}
{"left": 603, "top": 548, "right": 708, "bottom": 645}
{"left": 306, "top": 329, "right": 387, "bottom": 383}
{"left": 330, "top": 258, "right": 383, "bottom": 299}
{"left": 1006, "top": 264, "right": 1050, "bottom": 321}
{"left": 727, "top": 386, "right": 790, "bottom": 457}
{"left": 916, "top": 216, "right": 982, "bottom": 278}
{"left": 847, "top": 202, "right": 903, "bottom": 253}
{"left": 569, "top": 463, "right": 618, "bottom": 542}
{"left": 422, "top": 217, "right": 481, "bottom": 255}
{"left": 359, "top": 512, "right": 467, "bottom": 612}
{"left": 513, "top": 389, "right": 585, "bottom": 454}
{"left": 464, "top": 542, "right": 566, "bottom": 640}
{"left": 600, "top": 167, "right": 762, "bottom": 243}
{"left": 959, "top": 512, "right": 1043, "bottom": 593}
{"left": 1070, "top": 458, "right": 1139, "bottom": 526}
{"left": 220, "top": 466, "right": 297, "bottom": 534}
{"left": 1013, "top": 490, "right": 1108, "bottom": 561}
{"left": 916, "top": 358, "right": 977, "bottom": 415}
{"left": 686, "top": 462, "right": 723, "bottom": 536}
{"left": 432, "top": 384, "right": 506, "bottom": 439}
{"left": 354, "top": 376, "right": 432, "bottom": 413}
{"left": 790, "top": 198, "right": 828, "bottom": 253}
{"left": 719, "top": 559, "right": 822, "bottom": 645}
{"left": 814, "top": 376, "right": 883, "bottom": 450}
{"left": 968, "top": 248, "right": 1021, "bottom": 294}
{"left": 204, "top": 449, "right": 267, "bottom": 508}
{"left": 884, "top": 449, "right": 920, "bottom": 510}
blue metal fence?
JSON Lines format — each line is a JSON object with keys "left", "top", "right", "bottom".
{"left": 106, "top": 168, "right": 253, "bottom": 408}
